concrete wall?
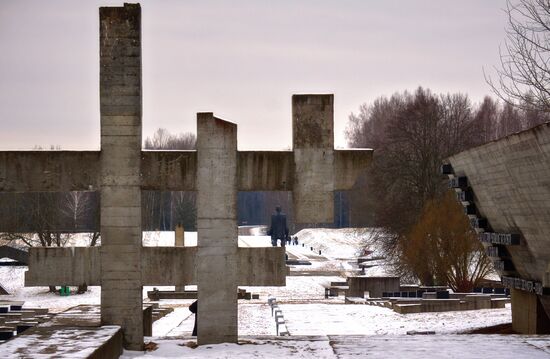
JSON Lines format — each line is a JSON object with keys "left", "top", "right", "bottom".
{"left": 98, "top": 4, "right": 143, "bottom": 350}
{"left": 347, "top": 276, "right": 400, "bottom": 298}
{"left": 448, "top": 122, "right": 550, "bottom": 331}
{"left": 449, "top": 123, "right": 550, "bottom": 284}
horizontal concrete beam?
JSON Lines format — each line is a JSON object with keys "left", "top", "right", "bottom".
{"left": 26, "top": 246, "right": 196, "bottom": 286}
{"left": 237, "top": 247, "right": 287, "bottom": 286}
{"left": 141, "top": 247, "right": 197, "bottom": 285}
{"left": 238, "top": 151, "right": 294, "bottom": 191}
{"left": 1, "top": 149, "right": 371, "bottom": 193}
{"left": 25, "top": 246, "right": 286, "bottom": 287}
{"left": 25, "top": 247, "right": 101, "bottom": 286}
{"left": 141, "top": 151, "right": 197, "bottom": 191}
{"left": 334, "top": 149, "right": 373, "bottom": 190}
{"left": 0, "top": 151, "right": 101, "bottom": 192}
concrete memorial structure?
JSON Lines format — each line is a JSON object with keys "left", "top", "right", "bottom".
{"left": 0, "top": 3, "right": 371, "bottom": 350}
{"left": 446, "top": 122, "right": 550, "bottom": 334}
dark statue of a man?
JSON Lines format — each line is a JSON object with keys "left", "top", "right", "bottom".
{"left": 268, "top": 205, "right": 289, "bottom": 247}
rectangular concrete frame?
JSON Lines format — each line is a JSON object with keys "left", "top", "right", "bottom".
{"left": 1, "top": 3, "right": 373, "bottom": 349}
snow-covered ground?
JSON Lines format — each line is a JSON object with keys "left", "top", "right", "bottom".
{"left": 1, "top": 228, "right": 543, "bottom": 358}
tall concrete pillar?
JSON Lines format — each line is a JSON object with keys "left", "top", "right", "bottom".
{"left": 511, "top": 289, "right": 550, "bottom": 334}
{"left": 292, "top": 94, "right": 335, "bottom": 226}
{"left": 99, "top": 4, "right": 143, "bottom": 350}
{"left": 196, "top": 113, "right": 238, "bottom": 344}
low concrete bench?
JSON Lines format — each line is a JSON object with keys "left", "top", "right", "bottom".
{"left": 345, "top": 297, "right": 367, "bottom": 304}
{"left": 394, "top": 304, "right": 422, "bottom": 314}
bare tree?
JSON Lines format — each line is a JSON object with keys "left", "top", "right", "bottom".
{"left": 486, "top": 0, "right": 550, "bottom": 114}
{"left": 497, "top": 102, "right": 523, "bottom": 137}
{"left": 346, "top": 87, "right": 495, "bottom": 286}
{"left": 472, "top": 96, "right": 500, "bottom": 144}
{"left": 144, "top": 128, "right": 196, "bottom": 150}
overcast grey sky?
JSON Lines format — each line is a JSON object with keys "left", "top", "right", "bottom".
{"left": 0, "top": 0, "right": 508, "bottom": 150}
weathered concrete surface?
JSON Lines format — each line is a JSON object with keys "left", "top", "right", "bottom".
{"left": 448, "top": 122, "right": 550, "bottom": 332}
{"left": 237, "top": 247, "right": 287, "bottom": 286}
{"left": 238, "top": 151, "right": 294, "bottom": 191}
{"left": 334, "top": 150, "right": 373, "bottom": 190}
{"left": 141, "top": 151, "right": 197, "bottom": 191}
{"left": 21, "top": 246, "right": 287, "bottom": 290}
{"left": 196, "top": 113, "right": 239, "bottom": 344}
{"left": 291, "top": 95, "right": 373, "bottom": 226}
{"left": 25, "top": 247, "right": 101, "bottom": 286}
{"left": 511, "top": 288, "right": 550, "bottom": 334}
{"left": 449, "top": 123, "right": 550, "bottom": 284}
{"left": 141, "top": 247, "right": 197, "bottom": 286}
{"left": 99, "top": 3, "right": 143, "bottom": 350}
{"left": 347, "top": 276, "right": 400, "bottom": 298}
{"left": 0, "top": 151, "right": 100, "bottom": 192}
{"left": 292, "top": 94, "right": 335, "bottom": 225}
{"left": 0, "top": 147, "right": 371, "bottom": 194}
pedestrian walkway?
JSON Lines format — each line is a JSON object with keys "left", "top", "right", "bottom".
{"left": 122, "top": 334, "right": 550, "bottom": 358}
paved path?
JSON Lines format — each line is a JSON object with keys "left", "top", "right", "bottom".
{"left": 326, "top": 334, "right": 550, "bottom": 358}
{"left": 121, "top": 334, "right": 550, "bottom": 358}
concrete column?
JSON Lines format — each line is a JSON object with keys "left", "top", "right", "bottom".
{"left": 292, "top": 94, "right": 335, "bottom": 226}
{"left": 175, "top": 224, "right": 185, "bottom": 291}
{"left": 99, "top": 4, "right": 143, "bottom": 350}
{"left": 196, "top": 113, "right": 238, "bottom": 344}
{"left": 511, "top": 289, "right": 550, "bottom": 334}
{"left": 175, "top": 224, "right": 185, "bottom": 247}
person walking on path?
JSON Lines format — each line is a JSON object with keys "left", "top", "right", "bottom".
{"left": 267, "top": 206, "right": 289, "bottom": 247}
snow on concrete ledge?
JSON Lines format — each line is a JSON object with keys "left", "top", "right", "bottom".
{"left": 1, "top": 325, "right": 122, "bottom": 358}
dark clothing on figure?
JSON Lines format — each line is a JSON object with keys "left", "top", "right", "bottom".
{"left": 189, "top": 300, "right": 198, "bottom": 336}
{"left": 268, "top": 211, "right": 289, "bottom": 247}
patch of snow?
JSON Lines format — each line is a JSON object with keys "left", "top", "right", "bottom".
{"left": 280, "top": 303, "right": 512, "bottom": 335}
